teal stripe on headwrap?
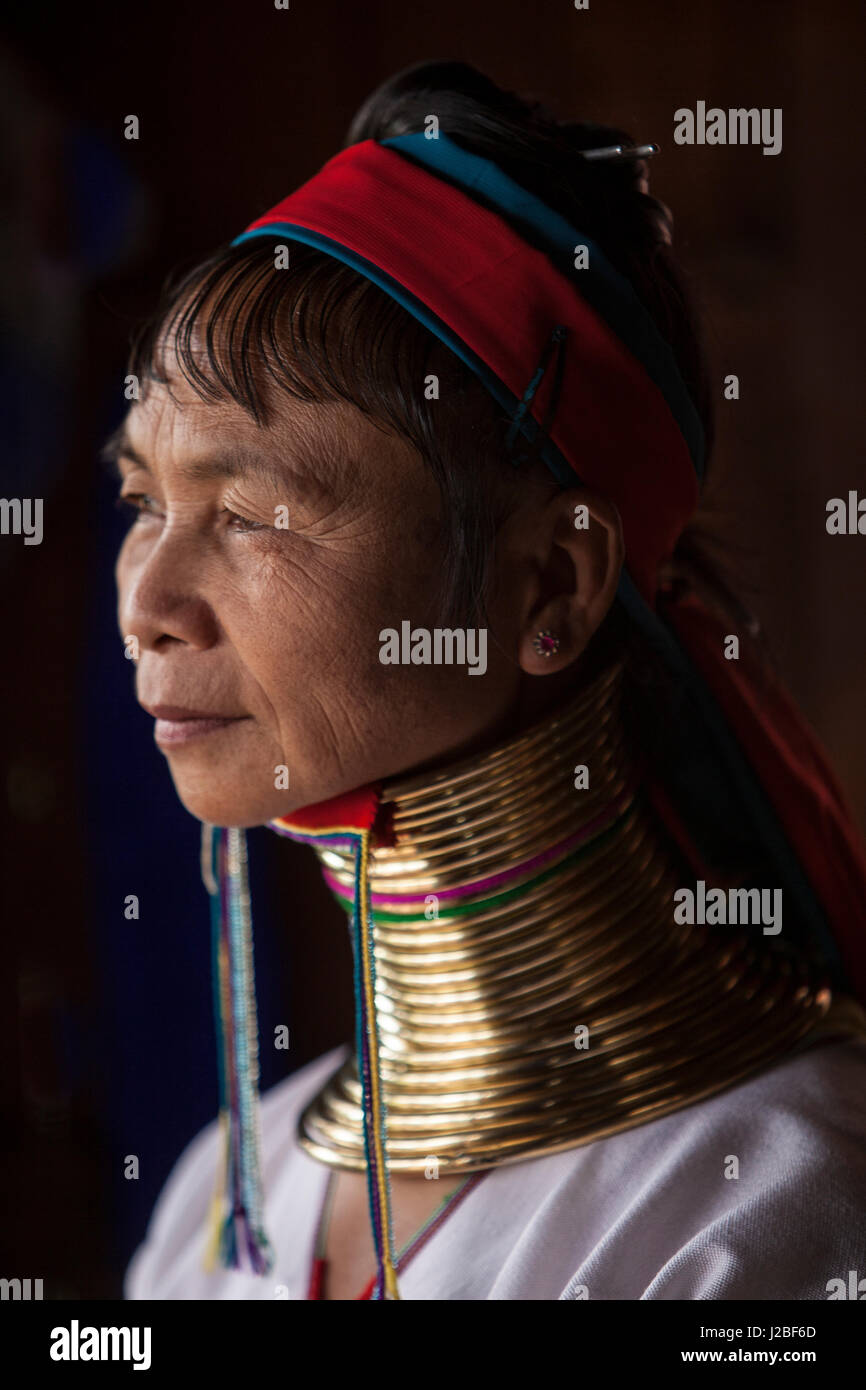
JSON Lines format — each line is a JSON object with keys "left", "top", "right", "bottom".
{"left": 381, "top": 131, "right": 706, "bottom": 482}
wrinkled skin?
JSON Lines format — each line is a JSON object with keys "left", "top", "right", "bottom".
{"left": 115, "top": 369, "right": 623, "bottom": 828}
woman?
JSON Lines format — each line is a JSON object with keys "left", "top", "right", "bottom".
{"left": 118, "top": 61, "right": 866, "bottom": 1301}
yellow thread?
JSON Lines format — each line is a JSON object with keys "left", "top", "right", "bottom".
{"left": 202, "top": 1109, "right": 230, "bottom": 1272}
{"left": 358, "top": 828, "right": 401, "bottom": 1300}
{"left": 272, "top": 818, "right": 370, "bottom": 837}
{"left": 203, "top": 936, "right": 232, "bottom": 1273}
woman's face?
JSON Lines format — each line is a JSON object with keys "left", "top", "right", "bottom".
{"left": 114, "top": 371, "right": 527, "bottom": 827}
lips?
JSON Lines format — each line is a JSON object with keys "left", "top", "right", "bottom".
{"left": 140, "top": 703, "right": 251, "bottom": 748}
{"left": 142, "top": 703, "right": 247, "bottom": 722}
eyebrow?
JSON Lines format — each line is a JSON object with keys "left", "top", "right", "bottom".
{"left": 100, "top": 424, "right": 324, "bottom": 495}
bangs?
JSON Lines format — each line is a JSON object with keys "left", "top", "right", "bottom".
{"left": 125, "top": 239, "right": 517, "bottom": 626}
{"left": 130, "top": 240, "right": 454, "bottom": 425}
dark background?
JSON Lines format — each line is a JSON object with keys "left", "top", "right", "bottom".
{"left": 1, "top": 0, "right": 864, "bottom": 1297}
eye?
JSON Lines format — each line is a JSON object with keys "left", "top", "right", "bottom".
{"left": 114, "top": 492, "right": 267, "bottom": 533}
{"left": 222, "top": 508, "right": 266, "bottom": 533}
{"left": 115, "top": 492, "right": 161, "bottom": 519}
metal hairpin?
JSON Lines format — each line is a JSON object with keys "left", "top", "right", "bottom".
{"left": 581, "top": 142, "right": 659, "bottom": 162}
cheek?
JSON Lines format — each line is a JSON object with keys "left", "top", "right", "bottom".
{"left": 223, "top": 525, "right": 476, "bottom": 765}
{"left": 239, "top": 520, "right": 443, "bottom": 665}
{"left": 234, "top": 541, "right": 409, "bottom": 707}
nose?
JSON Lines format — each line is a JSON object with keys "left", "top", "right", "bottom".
{"left": 116, "top": 526, "right": 220, "bottom": 654}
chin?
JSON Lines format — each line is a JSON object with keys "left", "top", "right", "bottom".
{"left": 169, "top": 780, "right": 281, "bottom": 830}
{"left": 177, "top": 799, "right": 272, "bottom": 830}
{"left": 170, "top": 774, "right": 347, "bottom": 829}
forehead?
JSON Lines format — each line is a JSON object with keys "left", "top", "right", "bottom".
{"left": 107, "top": 371, "right": 433, "bottom": 511}
{"left": 122, "top": 375, "right": 373, "bottom": 462}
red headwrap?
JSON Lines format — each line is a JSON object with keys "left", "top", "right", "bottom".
{"left": 232, "top": 131, "right": 866, "bottom": 1004}
{"left": 203, "top": 131, "right": 866, "bottom": 1298}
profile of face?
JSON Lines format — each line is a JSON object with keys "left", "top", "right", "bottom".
{"left": 114, "top": 355, "right": 623, "bottom": 828}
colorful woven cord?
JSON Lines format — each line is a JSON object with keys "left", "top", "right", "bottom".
{"left": 270, "top": 788, "right": 400, "bottom": 1300}
{"left": 202, "top": 824, "right": 274, "bottom": 1277}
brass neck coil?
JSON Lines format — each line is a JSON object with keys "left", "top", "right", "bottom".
{"left": 297, "top": 660, "right": 866, "bottom": 1173}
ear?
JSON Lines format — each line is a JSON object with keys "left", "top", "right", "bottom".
{"left": 504, "top": 486, "right": 624, "bottom": 676}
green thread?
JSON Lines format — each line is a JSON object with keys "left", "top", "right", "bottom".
{"left": 326, "top": 801, "right": 635, "bottom": 924}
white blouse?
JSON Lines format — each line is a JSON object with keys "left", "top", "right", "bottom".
{"left": 124, "top": 1035, "right": 866, "bottom": 1300}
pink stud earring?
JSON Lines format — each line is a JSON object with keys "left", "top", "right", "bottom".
{"left": 532, "top": 630, "right": 560, "bottom": 658}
